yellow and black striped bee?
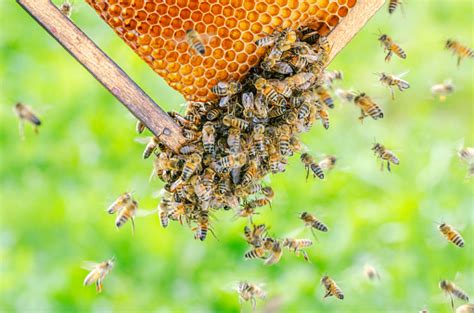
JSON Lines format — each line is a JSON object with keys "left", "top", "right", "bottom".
{"left": 372, "top": 142, "right": 400, "bottom": 172}
{"left": 185, "top": 29, "right": 206, "bottom": 55}
{"left": 440, "top": 280, "right": 470, "bottom": 310}
{"left": 354, "top": 92, "right": 384, "bottom": 122}
{"left": 445, "top": 40, "right": 473, "bottom": 66}
{"left": 82, "top": 258, "right": 114, "bottom": 292}
{"left": 321, "top": 275, "right": 344, "bottom": 300}
{"left": 236, "top": 281, "right": 266, "bottom": 312}
{"left": 300, "top": 153, "right": 325, "bottom": 179}
{"left": 299, "top": 211, "right": 328, "bottom": 236}
{"left": 388, "top": 0, "right": 403, "bottom": 14}
{"left": 377, "top": 72, "right": 410, "bottom": 100}
{"left": 378, "top": 33, "right": 406, "bottom": 62}
{"left": 438, "top": 223, "right": 465, "bottom": 248}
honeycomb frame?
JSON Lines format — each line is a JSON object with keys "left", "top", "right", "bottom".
{"left": 86, "top": 0, "right": 358, "bottom": 101}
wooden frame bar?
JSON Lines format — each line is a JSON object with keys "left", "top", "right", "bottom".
{"left": 16, "top": 0, "right": 187, "bottom": 153}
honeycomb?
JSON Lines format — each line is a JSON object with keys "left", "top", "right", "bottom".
{"left": 86, "top": 0, "right": 357, "bottom": 101}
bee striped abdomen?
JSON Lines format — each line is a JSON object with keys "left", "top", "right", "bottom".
{"left": 312, "top": 220, "right": 328, "bottom": 232}
{"left": 310, "top": 163, "right": 325, "bottom": 179}
{"left": 453, "top": 289, "right": 469, "bottom": 301}
{"left": 368, "top": 105, "right": 384, "bottom": 119}
{"left": 392, "top": 44, "right": 406, "bottom": 59}
{"left": 244, "top": 247, "right": 265, "bottom": 259}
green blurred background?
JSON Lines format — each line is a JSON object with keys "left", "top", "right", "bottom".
{"left": 1, "top": 1, "right": 473, "bottom": 312}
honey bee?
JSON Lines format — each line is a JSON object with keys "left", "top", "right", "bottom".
{"left": 438, "top": 223, "right": 465, "bottom": 248}
{"left": 211, "top": 81, "right": 242, "bottom": 96}
{"left": 215, "top": 152, "right": 247, "bottom": 171}
{"left": 262, "top": 60, "right": 294, "bottom": 75}
{"left": 206, "top": 107, "right": 220, "bottom": 121}
{"left": 139, "top": 136, "right": 159, "bottom": 159}
{"left": 236, "top": 281, "right": 266, "bottom": 311}
{"left": 251, "top": 124, "right": 266, "bottom": 154}
{"left": 179, "top": 144, "right": 202, "bottom": 155}
{"left": 185, "top": 29, "right": 206, "bottom": 55}
{"left": 227, "top": 127, "right": 242, "bottom": 153}
{"left": 431, "top": 80, "right": 455, "bottom": 101}
{"left": 458, "top": 147, "right": 474, "bottom": 177}
{"left": 107, "top": 192, "right": 133, "bottom": 214}
{"left": 440, "top": 280, "right": 470, "bottom": 310}
{"left": 264, "top": 239, "right": 283, "bottom": 265}
{"left": 241, "top": 160, "right": 259, "bottom": 187}
{"left": 223, "top": 114, "right": 249, "bottom": 130}
{"left": 456, "top": 304, "right": 474, "bottom": 313}
{"left": 82, "top": 258, "right": 114, "bottom": 292}
{"left": 363, "top": 264, "right": 380, "bottom": 281}
{"left": 323, "top": 70, "right": 343, "bottom": 89}
{"left": 244, "top": 246, "right": 266, "bottom": 260}
{"left": 278, "top": 124, "right": 291, "bottom": 156}
{"left": 282, "top": 238, "right": 312, "bottom": 261}
{"left": 378, "top": 33, "right": 406, "bottom": 62}
{"left": 113, "top": 199, "right": 139, "bottom": 233}
{"left": 244, "top": 223, "right": 268, "bottom": 247}
{"left": 315, "top": 85, "right": 334, "bottom": 108}
{"left": 318, "top": 155, "right": 337, "bottom": 173}
{"left": 299, "top": 211, "right": 328, "bottom": 236}
{"left": 59, "top": 0, "right": 73, "bottom": 17}
{"left": 388, "top": 0, "right": 403, "bottom": 14}
{"left": 13, "top": 102, "right": 41, "bottom": 138}
{"left": 354, "top": 92, "right": 384, "bottom": 122}
{"left": 285, "top": 72, "right": 315, "bottom": 89}
{"left": 445, "top": 40, "right": 473, "bottom": 66}
{"left": 194, "top": 210, "right": 211, "bottom": 241}
{"left": 299, "top": 26, "right": 320, "bottom": 44}
{"left": 372, "top": 142, "right": 400, "bottom": 172}
{"left": 321, "top": 275, "right": 344, "bottom": 300}
{"left": 377, "top": 72, "right": 410, "bottom": 100}
{"left": 170, "top": 153, "right": 202, "bottom": 191}
{"left": 135, "top": 120, "right": 146, "bottom": 134}
{"left": 334, "top": 88, "right": 355, "bottom": 103}
{"left": 202, "top": 122, "right": 216, "bottom": 154}
{"left": 254, "top": 78, "right": 287, "bottom": 107}
{"left": 300, "top": 153, "right": 325, "bottom": 179}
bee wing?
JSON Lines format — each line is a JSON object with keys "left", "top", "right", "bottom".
{"left": 397, "top": 70, "right": 410, "bottom": 78}
{"left": 83, "top": 269, "right": 100, "bottom": 286}
{"left": 282, "top": 226, "right": 305, "bottom": 239}
{"left": 135, "top": 209, "right": 158, "bottom": 217}
{"left": 81, "top": 261, "right": 100, "bottom": 271}
{"left": 134, "top": 137, "right": 152, "bottom": 145}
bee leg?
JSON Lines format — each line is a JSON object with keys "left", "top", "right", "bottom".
{"left": 310, "top": 228, "right": 319, "bottom": 242}
{"left": 323, "top": 290, "right": 331, "bottom": 298}
{"left": 449, "top": 294, "right": 454, "bottom": 312}
{"left": 96, "top": 279, "right": 102, "bottom": 293}
{"left": 305, "top": 168, "right": 310, "bottom": 181}
{"left": 390, "top": 87, "right": 395, "bottom": 100}
{"left": 380, "top": 161, "right": 384, "bottom": 172}
{"left": 385, "top": 51, "right": 392, "bottom": 62}
{"left": 387, "top": 162, "right": 391, "bottom": 172}
{"left": 302, "top": 250, "right": 310, "bottom": 262}
{"left": 131, "top": 217, "right": 135, "bottom": 236}
{"left": 18, "top": 120, "right": 25, "bottom": 140}
{"left": 457, "top": 57, "right": 461, "bottom": 67}
{"left": 209, "top": 227, "right": 219, "bottom": 241}
{"left": 251, "top": 297, "right": 257, "bottom": 312}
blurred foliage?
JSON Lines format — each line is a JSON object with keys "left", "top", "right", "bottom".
{"left": 0, "top": 1, "right": 473, "bottom": 312}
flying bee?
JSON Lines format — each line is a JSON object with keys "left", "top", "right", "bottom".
{"left": 363, "top": 264, "right": 380, "bottom": 281}
{"left": 244, "top": 223, "right": 268, "bottom": 247}
{"left": 318, "top": 155, "right": 337, "bottom": 173}
{"left": 136, "top": 136, "right": 159, "bottom": 159}
{"left": 185, "top": 29, "right": 206, "bottom": 55}
{"left": 438, "top": 223, "right": 465, "bottom": 248}
{"left": 445, "top": 39, "right": 473, "bottom": 66}
{"left": 112, "top": 199, "right": 140, "bottom": 234}
{"left": 315, "top": 85, "right": 334, "bottom": 108}
{"left": 431, "top": 80, "right": 455, "bottom": 101}
{"left": 264, "top": 240, "right": 283, "bottom": 265}
{"left": 157, "top": 194, "right": 172, "bottom": 228}
{"left": 211, "top": 81, "right": 242, "bottom": 96}
{"left": 455, "top": 304, "right": 474, "bottom": 313}
{"left": 278, "top": 124, "right": 291, "bottom": 156}
{"left": 223, "top": 114, "right": 249, "bottom": 130}
{"left": 282, "top": 238, "right": 312, "bottom": 262}
{"left": 236, "top": 281, "right": 266, "bottom": 312}
{"left": 440, "top": 280, "right": 470, "bottom": 310}
{"left": 372, "top": 142, "right": 400, "bottom": 172}
{"left": 377, "top": 72, "right": 410, "bottom": 100}
{"left": 13, "top": 102, "right": 41, "bottom": 138}
{"left": 354, "top": 92, "right": 384, "bottom": 122}
{"left": 82, "top": 258, "right": 114, "bottom": 293}
{"left": 262, "top": 186, "right": 274, "bottom": 201}
{"left": 299, "top": 211, "right": 328, "bottom": 236}
{"left": 388, "top": 0, "right": 403, "bottom": 14}
{"left": 59, "top": 0, "right": 73, "bottom": 17}
{"left": 335, "top": 88, "right": 355, "bottom": 103}
{"left": 323, "top": 70, "right": 343, "bottom": 89}
{"left": 378, "top": 33, "right": 406, "bottom": 62}
{"left": 300, "top": 153, "right": 325, "bottom": 179}
{"left": 107, "top": 192, "right": 133, "bottom": 214}
{"left": 202, "top": 122, "right": 216, "bottom": 154}
{"left": 321, "top": 275, "right": 344, "bottom": 300}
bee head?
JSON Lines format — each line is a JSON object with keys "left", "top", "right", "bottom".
{"left": 439, "top": 280, "right": 448, "bottom": 289}
{"left": 299, "top": 211, "right": 308, "bottom": 219}
{"left": 378, "top": 34, "right": 387, "bottom": 41}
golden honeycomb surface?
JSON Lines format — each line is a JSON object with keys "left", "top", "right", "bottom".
{"left": 86, "top": 0, "right": 357, "bottom": 101}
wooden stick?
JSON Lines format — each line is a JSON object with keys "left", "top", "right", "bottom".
{"left": 16, "top": 0, "right": 186, "bottom": 153}
{"left": 328, "top": 0, "right": 385, "bottom": 61}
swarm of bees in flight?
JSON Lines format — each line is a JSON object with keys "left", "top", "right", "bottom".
{"left": 14, "top": 0, "right": 471, "bottom": 310}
